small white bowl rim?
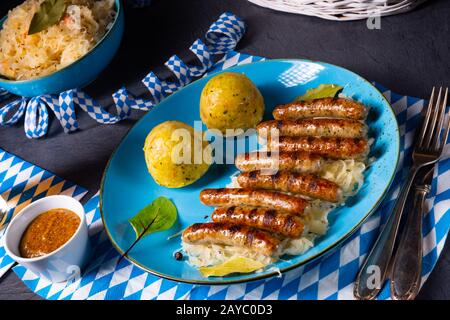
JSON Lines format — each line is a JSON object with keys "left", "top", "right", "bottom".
{"left": 4, "top": 195, "right": 86, "bottom": 263}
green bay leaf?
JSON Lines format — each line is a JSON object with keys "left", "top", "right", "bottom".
{"left": 129, "top": 197, "right": 178, "bottom": 238}
{"left": 295, "top": 84, "right": 343, "bottom": 101}
{"left": 28, "top": 0, "right": 67, "bottom": 35}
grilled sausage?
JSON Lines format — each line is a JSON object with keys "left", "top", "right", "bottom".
{"left": 237, "top": 171, "right": 342, "bottom": 202}
{"left": 268, "top": 137, "right": 369, "bottom": 160}
{"left": 273, "top": 97, "right": 367, "bottom": 121}
{"left": 257, "top": 118, "right": 368, "bottom": 139}
{"left": 200, "top": 188, "right": 307, "bottom": 214}
{"left": 235, "top": 151, "right": 323, "bottom": 173}
{"left": 182, "top": 222, "right": 280, "bottom": 256}
{"left": 211, "top": 206, "right": 304, "bottom": 238}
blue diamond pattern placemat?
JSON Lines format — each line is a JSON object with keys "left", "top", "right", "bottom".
{"left": 4, "top": 50, "right": 449, "bottom": 300}
{"left": 0, "top": 149, "right": 87, "bottom": 278}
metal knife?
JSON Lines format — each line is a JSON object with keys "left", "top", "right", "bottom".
{"left": 389, "top": 164, "right": 435, "bottom": 300}
{"left": 0, "top": 195, "right": 8, "bottom": 229}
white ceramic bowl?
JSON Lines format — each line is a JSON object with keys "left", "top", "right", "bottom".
{"left": 4, "top": 195, "right": 90, "bottom": 282}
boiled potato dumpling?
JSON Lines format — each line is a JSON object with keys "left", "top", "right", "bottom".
{"left": 143, "top": 121, "right": 211, "bottom": 188}
{"left": 200, "top": 72, "right": 265, "bottom": 135}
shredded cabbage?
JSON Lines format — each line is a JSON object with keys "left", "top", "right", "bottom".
{"left": 320, "top": 159, "right": 366, "bottom": 197}
{"left": 182, "top": 242, "right": 276, "bottom": 268}
{"left": 0, "top": 0, "right": 116, "bottom": 80}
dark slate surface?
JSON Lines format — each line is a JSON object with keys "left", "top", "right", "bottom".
{"left": 0, "top": 0, "right": 449, "bottom": 300}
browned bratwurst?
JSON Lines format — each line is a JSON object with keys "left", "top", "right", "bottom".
{"left": 268, "top": 137, "right": 369, "bottom": 160}
{"left": 211, "top": 206, "right": 304, "bottom": 238}
{"left": 273, "top": 97, "right": 367, "bottom": 121}
{"left": 237, "top": 171, "right": 342, "bottom": 203}
{"left": 257, "top": 118, "right": 368, "bottom": 139}
{"left": 200, "top": 188, "right": 307, "bottom": 215}
{"left": 235, "top": 151, "right": 323, "bottom": 173}
{"left": 182, "top": 222, "right": 280, "bottom": 256}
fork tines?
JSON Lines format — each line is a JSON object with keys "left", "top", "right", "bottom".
{"left": 416, "top": 87, "right": 449, "bottom": 154}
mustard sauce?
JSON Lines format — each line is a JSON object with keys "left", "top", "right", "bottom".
{"left": 19, "top": 208, "right": 80, "bottom": 258}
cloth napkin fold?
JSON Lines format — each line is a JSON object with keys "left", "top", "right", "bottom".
{"left": 5, "top": 50, "right": 450, "bottom": 300}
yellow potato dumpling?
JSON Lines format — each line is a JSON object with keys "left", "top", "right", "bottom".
{"left": 200, "top": 72, "right": 265, "bottom": 135}
{"left": 143, "top": 121, "right": 211, "bottom": 188}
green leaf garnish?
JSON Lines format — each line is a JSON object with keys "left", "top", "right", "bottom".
{"left": 295, "top": 84, "right": 343, "bottom": 101}
{"left": 129, "top": 197, "right": 178, "bottom": 239}
{"left": 28, "top": 0, "right": 67, "bottom": 35}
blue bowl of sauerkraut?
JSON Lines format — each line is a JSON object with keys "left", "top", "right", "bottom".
{"left": 0, "top": 0, "right": 124, "bottom": 97}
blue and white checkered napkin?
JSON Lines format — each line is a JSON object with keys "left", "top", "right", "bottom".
{"left": 6, "top": 51, "right": 450, "bottom": 300}
{"left": 0, "top": 149, "right": 87, "bottom": 278}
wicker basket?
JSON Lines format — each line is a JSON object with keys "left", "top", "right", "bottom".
{"left": 248, "top": 0, "right": 427, "bottom": 21}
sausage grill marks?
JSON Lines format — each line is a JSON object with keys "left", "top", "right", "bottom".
{"left": 235, "top": 151, "right": 323, "bottom": 173}
{"left": 273, "top": 97, "right": 367, "bottom": 121}
{"left": 211, "top": 206, "right": 304, "bottom": 238}
{"left": 257, "top": 118, "right": 367, "bottom": 139}
{"left": 200, "top": 188, "right": 307, "bottom": 215}
{"left": 237, "top": 170, "right": 342, "bottom": 203}
{"left": 268, "top": 136, "right": 369, "bottom": 159}
{"left": 182, "top": 222, "right": 281, "bottom": 256}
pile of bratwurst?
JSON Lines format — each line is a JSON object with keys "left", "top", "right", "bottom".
{"left": 182, "top": 97, "right": 369, "bottom": 258}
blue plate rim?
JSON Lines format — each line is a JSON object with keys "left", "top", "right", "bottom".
{"left": 99, "top": 58, "right": 401, "bottom": 285}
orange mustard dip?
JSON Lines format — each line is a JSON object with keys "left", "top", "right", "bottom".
{"left": 19, "top": 208, "right": 80, "bottom": 258}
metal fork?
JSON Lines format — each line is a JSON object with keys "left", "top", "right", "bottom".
{"left": 354, "top": 87, "right": 450, "bottom": 300}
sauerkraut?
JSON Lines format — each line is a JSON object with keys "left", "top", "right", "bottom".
{"left": 0, "top": 0, "right": 116, "bottom": 80}
{"left": 182, "top": 242, "right": 278, "bottom": 268}
{"left": 320, "top": 159, "right": 366, "bottom": 197}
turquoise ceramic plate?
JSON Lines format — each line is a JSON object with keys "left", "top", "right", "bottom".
{"left": 100, "top": 59, "right": 400, "bottom": 284}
